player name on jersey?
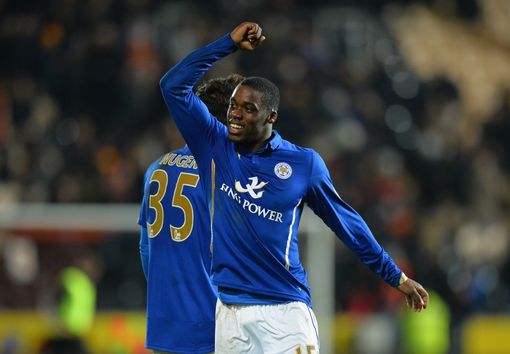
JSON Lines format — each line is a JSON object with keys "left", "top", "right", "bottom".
{"left": 220, "top": 183, "right": 284, "bottom": 223}
{"left": 159, "top": 153, "right": 198, "bottom": 169}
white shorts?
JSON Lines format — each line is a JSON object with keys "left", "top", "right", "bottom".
{"left": 215, "top": 300, "right": 320, "bottom": 354}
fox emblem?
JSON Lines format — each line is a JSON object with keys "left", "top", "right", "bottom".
{"left": 234, "top": 177, "right": 268, "bottom": 199}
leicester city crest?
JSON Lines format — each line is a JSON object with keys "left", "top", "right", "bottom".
{"left": 274, "top": 162, "right": 292, "bottom": 179}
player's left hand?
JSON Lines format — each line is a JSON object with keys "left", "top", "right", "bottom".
{"left": 397, "top": 277, "right": 429, "bottom": 312}
{"left": 230, "top": 22, "right": 266, "bottom": 51}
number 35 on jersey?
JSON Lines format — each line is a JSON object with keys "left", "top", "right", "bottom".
{"left": 147, "top": 170, "right": 200, "bottom": 241}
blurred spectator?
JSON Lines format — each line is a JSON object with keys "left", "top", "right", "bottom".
{"left": 399, "top": 290, "right": 451, "bottom": 354}
{"left": 38, "top": 251, "right": 99, "bottom": 354}
{"left": 1, "top": 2, "right": 510, "bottom": 353}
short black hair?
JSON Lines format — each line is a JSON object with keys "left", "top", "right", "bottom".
{"left": 195, "top": 74, "right": 245, "bottom": 123}
{"left": 239, "top": 76, "right": 280, "bottom": 112}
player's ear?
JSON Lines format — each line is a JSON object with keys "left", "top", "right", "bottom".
{"left": 267, "top": 110, "right": 277, "bottom": 124}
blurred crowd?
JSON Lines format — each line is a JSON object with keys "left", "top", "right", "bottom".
{"left": 1, "top": 0, "right": 510, "bottom": 347}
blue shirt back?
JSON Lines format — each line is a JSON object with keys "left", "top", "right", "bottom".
{"left": 159, "top": 34, "right": 402, "bottom": 308}
{"left": 138, "top": 146, "right": 215, "bottom": 353}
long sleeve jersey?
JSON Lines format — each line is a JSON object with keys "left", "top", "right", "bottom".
{"left": 160, "top": 33, "right": 402, "bottom": 307}
{"left": 138, "top": 146, "right": 216, "bottom": 353}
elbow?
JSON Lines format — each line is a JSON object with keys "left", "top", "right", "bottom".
{"left": 159, "top": 74, "right": 166, "bottom": 90}
{"left": 159, "top": 70, "right": 174, "bottom": 93}
{"left": 139, "top": 240, "right": 148, "bottom": 256}
{"left": 139, "top": 230, "right": 148, "bottom": 254}
{"left": 160, "top": 68, "right": 184, "bottom": 97}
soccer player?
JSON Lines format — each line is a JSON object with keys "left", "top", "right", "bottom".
{"left": 138, "top": 74, "right": 244, "bottom": 354}
{"left": 160, "top": 22, "right": 429, "bottom": 353}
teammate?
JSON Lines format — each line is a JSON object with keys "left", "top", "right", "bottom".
{"left": 160, "top": 22, "right": 429, "bottom": 353}
{"left": 138, "top": 74, "right": 243, "bottom": 354}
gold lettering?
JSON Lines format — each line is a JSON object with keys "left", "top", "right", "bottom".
{"left": 159, "top": 153, "right": 197, "bottom": 169}
{"left": 159, "top": 153, "right": 173, "bottom": 165}
{"left": 168, "top": 153, "right": 179, "bottom": 166}
{"left": 175, "top": 155, "right": 184, "bottom": 167}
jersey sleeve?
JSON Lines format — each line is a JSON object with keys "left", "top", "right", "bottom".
{"left": 138, "top": 166, "right": 152, "bottom": 280}
{"left": 138, "top": 163, "right": 153, "bottom": 227}
{"left": 304, "top": 152, "right": 402, "bottom": 287}
{"left": 139, "top": 226, "right": 149, "bottom": 280}
{"left": 159, "top": 33, "right": 237, "bottom": 166}
{"left": 137, "top": 191, "right": 147, "bottom": 227}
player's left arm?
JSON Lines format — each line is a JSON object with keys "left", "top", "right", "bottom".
{"left": 137, "top": 169, "right": 151, "bottom": 281}
{"left": 139, "top": 226, "right": 149, "bottom": 280}
{"left": 304, "top": 152, "right": 428, "bottom": 312}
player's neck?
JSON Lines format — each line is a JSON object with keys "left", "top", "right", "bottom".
{"left": 238, "top": 132, "right": 273, "bottom": 153}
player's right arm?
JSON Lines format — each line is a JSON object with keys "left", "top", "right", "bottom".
{"left": 159, "top": 34, "right": 236, "bottom": 157}
{"left": 159, "top": 22, "right": 265, "bottom": 160}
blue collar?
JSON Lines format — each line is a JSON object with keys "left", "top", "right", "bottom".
{"left": 235, "top": 131, "right": 282, "bottom": 155}
{"left": 267, "top": 131, "right": 282, "bottom": 151}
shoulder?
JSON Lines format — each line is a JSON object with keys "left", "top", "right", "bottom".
{"left": 144, "top": 156, "right": 164, "bottom": 176}
{"left": 176, "top": 145, "right": 193, "bottom": 156}
{"left": 280, "top": 140, "right": 330, "bottom": 180}
{"left": 144, "top": 146, "right": 188, "bottom": 173}
{"left": 277, "top": 138, "right": 321, "bottom": 162}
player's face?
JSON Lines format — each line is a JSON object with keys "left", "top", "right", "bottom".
{"left": 227, "top": 85, "right": 275, "bottom": 150}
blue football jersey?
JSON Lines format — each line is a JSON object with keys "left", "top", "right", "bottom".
{"left": 160, "top": 34, "right": 402, "bottom": 308}
{"left": 138, "top": 146, "right": 216, "bottom": 353}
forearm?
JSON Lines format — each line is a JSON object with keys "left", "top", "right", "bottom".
{"left": 306, "top": 164, "right": 402, "bottom": 286}
{"left": 325, "top": 198, "right": 402, "bottom": 286}
{"left": 360, "top": 244, "right": 402, "bottom": 287}
{"left": 159, "top": 33, "right": 236, "bottom": 152}
{"left": 139, "top": 227, "right": 149, "bottom": 280}
{"left": 160, "top": 33, "right": 237, "bottom": 113}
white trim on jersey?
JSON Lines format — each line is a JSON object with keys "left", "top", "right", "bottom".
{"left": 210, "top": 159, "right": 216, "bottom": 253}
{"left": 285, "top": 198, "right": 302, "bottom": 269}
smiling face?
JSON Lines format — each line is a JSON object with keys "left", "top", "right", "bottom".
{"left": 227, "top": 84, "right": 277, "bottom": 152}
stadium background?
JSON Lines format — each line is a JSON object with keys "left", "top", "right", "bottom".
{"left": 1, "top": 0, "right": 510, "bottom": 353}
